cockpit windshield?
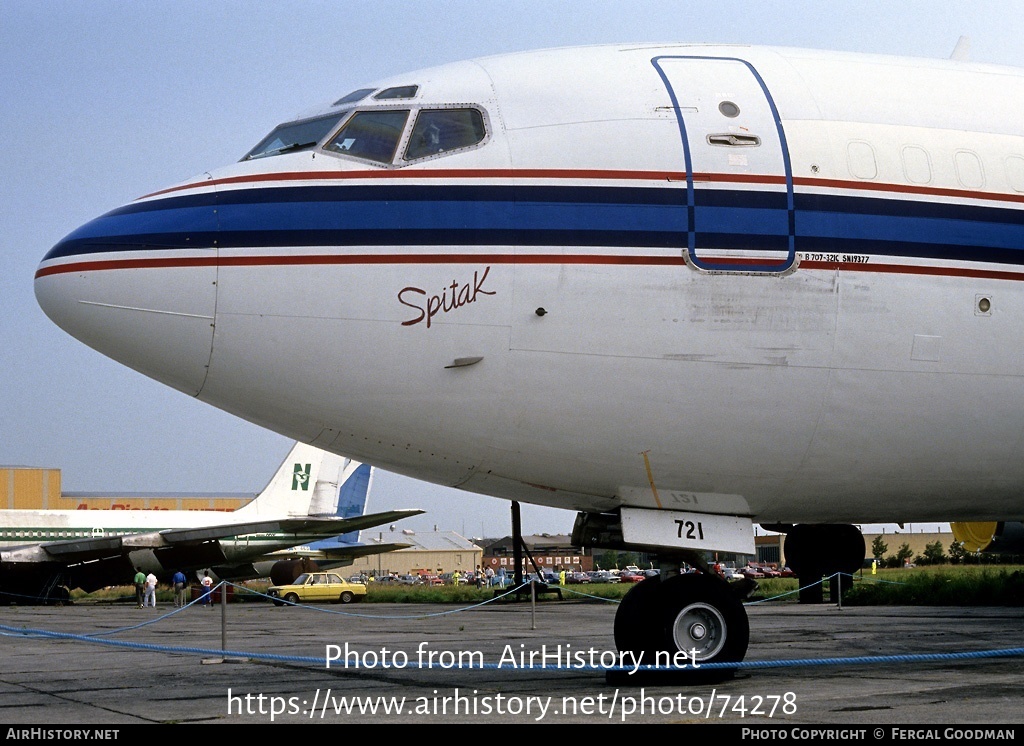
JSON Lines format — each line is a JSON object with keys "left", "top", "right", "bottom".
{"left": 243, "top": 111, "right": 348, "bottom": 161}
{"left": 324, "top": 109, "right": 410, "bottom": 164}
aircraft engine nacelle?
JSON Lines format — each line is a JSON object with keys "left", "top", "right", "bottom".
{"left": 269, "top": 558, "right": 320, "bottom": 586}
{"left": 950, "top": 521, "right": 1024, "bottom": 554}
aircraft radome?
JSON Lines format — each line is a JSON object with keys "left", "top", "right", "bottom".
{"left": 35, "top": 42, "right": 1024, "bottom": 672}
{"left": 0, "top": 442, "right": 421, "bottom": 603}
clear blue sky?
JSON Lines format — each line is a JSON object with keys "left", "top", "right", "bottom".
{"left": 2, "top": 1, "right": 1015, "bottom": 537}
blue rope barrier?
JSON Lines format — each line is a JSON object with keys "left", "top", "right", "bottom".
{"left": 1, "top": 619, "right": 1021, "bottom": 672}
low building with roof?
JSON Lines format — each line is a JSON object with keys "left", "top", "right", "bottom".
{"left": 480, "top": 533, "right": 592, "bottom": 574}
{"left": 345, "top": 529, "right": 482, "bottom": 577}
{"left": 2, "top": 464, "right": 249, "bottom": 511}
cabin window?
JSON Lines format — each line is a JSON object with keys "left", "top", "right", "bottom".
{"left": 847, "top": 141, "right": 877, "bottom": 180}
{"left": 375, "top": 85, "right": 419, "bottom": 100}
{"left": 405, "top": 108, "right": 486, "bottom": 160}
{"left": 901, "top": 146, "right": 931, "bottom": 184}
{"left": 243, "top": 112, "right": 349, "bottom": 161}
{"left": 333, "top": 88, "right": 375, "bottom": 106}
{"left": 718, "top": 101, "right": 740, "bottom": 118}
{"left": 1006, "top": 156, "right": 1024, "bottom": 193}
{"left": 325, "top": 109, "right": 410, "bottom": 163}
{"left": 955, "top": 150, "right": 985, "bottom": 188}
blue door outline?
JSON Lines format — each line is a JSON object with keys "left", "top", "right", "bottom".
{"left": 651, "top": 55, "right": 797, "bottom": 274}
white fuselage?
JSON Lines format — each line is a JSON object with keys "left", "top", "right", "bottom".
{"left": 0, "top": 508, "right": 337, "bottom": 575}
{"left": 35, "top": 44, "right": 1024, "bottom": 525}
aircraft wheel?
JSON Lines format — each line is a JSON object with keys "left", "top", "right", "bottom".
{"left": 613, "top": 576, "right": 662, "bottom": 656}
{"left": 273, "top": 600, "right": 285, "bottom": 607}
{"left": 284, "top": 593, "right": 300, "bottom": 606}
{"left": 659, "top": 574, "right": 748, "bottom": 665}
{"left": 339, "top": 591, "right": 355, "bottom": 604}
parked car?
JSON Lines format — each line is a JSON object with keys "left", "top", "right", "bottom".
{"left": 617, "top": 571, "right": 646, "bottom": 583}
{"left": 268, "top": 572, "right": 367, "bottom": 606}
{"left": 738, "top": 566, "right": 765, "bottom": 579}
{"left": 587, "top": 570, "right": 620, "bottom": 583}
{"left": 397, "top": 574, "right": 421, "bottom": 585}
{"left": 438, "top": 572, "right": 474, "bottom": 585}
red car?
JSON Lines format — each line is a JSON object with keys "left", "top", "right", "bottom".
{"left": 617, "top": 571, "right": 646, "bottom": 583}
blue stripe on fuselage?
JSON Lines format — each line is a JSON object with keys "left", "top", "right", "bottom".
{"left": 41, "top": 182, "right": 1024, "bottom": 266}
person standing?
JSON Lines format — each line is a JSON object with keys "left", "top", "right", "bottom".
{"left": 200, "top": 571, "right": 214, "bottom": 607}
{"left": 133, "top": 567, "right": 146, "bottom": 608}
{"left": 172, "top": 570, "right": 187, "bottom": 608}
{"left": 144, "top": 572, "right": 158, "bottom": 608}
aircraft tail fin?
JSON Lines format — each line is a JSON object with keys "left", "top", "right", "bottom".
{"left": 333, "top": 463, "right": 374, "bottom": 544}
{"left": 233, "top": 442, "right": 364, "bottom": 518}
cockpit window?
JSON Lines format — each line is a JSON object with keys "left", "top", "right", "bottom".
{"left": 405, "top": 108, "right": 486, "bottom": 161}
{"left": 333, "top": 88, "right": 375, "bottom": 106}
{"left": 244, "top": 112, "right": 347, "bottom": 160}
{"left": 324, "top": 109, "right": 410, "bottom": 163}
{"left": 374, "top": 85, "right": 418, "bottom": 100}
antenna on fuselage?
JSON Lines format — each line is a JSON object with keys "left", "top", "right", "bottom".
{"left": 949, "top": 35, "right": 971, "bottom": 61}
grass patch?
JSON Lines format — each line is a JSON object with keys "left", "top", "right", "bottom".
{"left": 62, "top": 566, "right": 1024, "bottom": 607}
{"left": 362, "top": 582, "right": 630, "bottom": 604}
{"left": 843, "top": 565, "right": 1024, "bottom": 606}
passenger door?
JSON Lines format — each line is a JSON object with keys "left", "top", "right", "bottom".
{"left": 652, "top": 55, "right": 796, "bottom": 273}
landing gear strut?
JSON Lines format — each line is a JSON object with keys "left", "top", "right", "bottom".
{"left": 572, "top": 508, "right": 754, "bottom": 683}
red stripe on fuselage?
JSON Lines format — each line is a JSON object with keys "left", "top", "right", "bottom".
{"left": 138, "top": 167, "right": 1024, "bottom": 207}
{"left": 33, "top": 252, "right": 1024, "bottom": 283}
{"left": 141, "top": 169, "right": 693, "bottom": 199}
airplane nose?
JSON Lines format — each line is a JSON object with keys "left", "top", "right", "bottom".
{"left": 35, "top": 195, "right": 219, "bottom": 397}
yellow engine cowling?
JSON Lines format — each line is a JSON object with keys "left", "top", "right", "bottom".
{"left": 950, "top": 521, "right": 1024, "bottom": 553}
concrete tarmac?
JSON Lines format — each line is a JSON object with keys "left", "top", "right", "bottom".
{"left": 0, "top": 593, "right": 1021, "bottom": 725}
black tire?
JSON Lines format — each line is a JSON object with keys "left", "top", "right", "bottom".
{"left": 613, "top": 576, "right": 663, "bottom": 657}
{"left": 658, "top": 574, "right": 748, "bottom": 665}
{"left": 339, "top": 591, "right": 354, "bottom": 604}
{"left": 284, "top": 593, "right": 299, "bottom": 606}
{"left": 273, "top": 600, "right": 285, "bottom": 607}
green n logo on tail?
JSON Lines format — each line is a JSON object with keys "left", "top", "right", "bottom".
{"left": 292, "top": 463, "right": 312, "bottom": 490}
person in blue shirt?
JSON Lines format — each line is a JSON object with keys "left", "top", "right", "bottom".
{"left": 172, "top": 570, "right": 187, "bottom": 608}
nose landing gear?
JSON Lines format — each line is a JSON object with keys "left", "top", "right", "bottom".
{"left": 612, "top": 571, "right": 749, "bottom": 683}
